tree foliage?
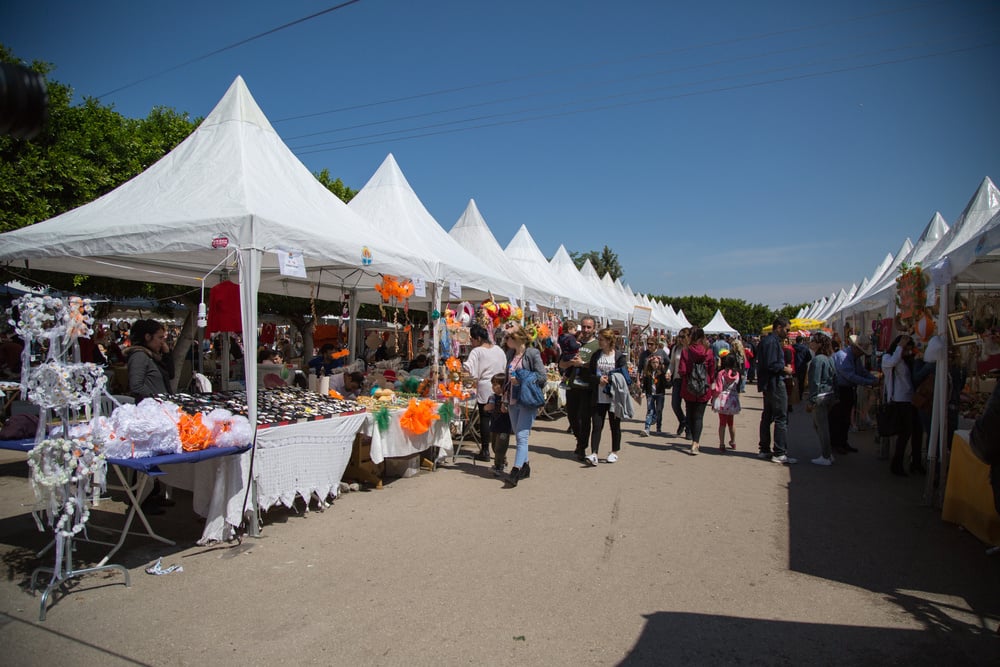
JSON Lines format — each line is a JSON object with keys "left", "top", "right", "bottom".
{"left": 570, "top": 245, "right": 623, "bottom": 281}
{"left": 314, "top": 168, "right": 358, "bottom": 203}
{"left": 651, "top": 294, "right": 808, "bottom": 336}
{"left": 0, "top": 45, "right": 201, "bottom": 233}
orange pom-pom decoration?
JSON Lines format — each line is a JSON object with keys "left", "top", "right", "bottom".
{"left": 399, "top": 398, "right": 441, "bottom": 435}
{"left": 179, "top": 412, "right": 214, "bottom": 451}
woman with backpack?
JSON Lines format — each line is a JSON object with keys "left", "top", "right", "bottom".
{"left": 678, "top": 327, "right": 716, "bottom": 455}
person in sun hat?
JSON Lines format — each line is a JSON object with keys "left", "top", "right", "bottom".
{"left": 829, "top": 333, "right": 880, "bottom": 455}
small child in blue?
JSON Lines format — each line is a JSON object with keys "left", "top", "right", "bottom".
{"left": 484, "top": 373, "right": 512, "bottom": 477}
{"left": 558, "top": 320, "right": 581, "bottom": 379}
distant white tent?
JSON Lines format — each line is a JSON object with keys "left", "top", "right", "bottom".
{"left": 702, "top": 309, "right": 738, "bottom": 335}
{"left": 676, "top": 309, "right": 694, "bottom": 329}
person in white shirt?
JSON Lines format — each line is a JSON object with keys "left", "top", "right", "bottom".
{"left": 881, "top": 334, "right": 923, "bottom": 476}
{"left": 463, "top": 324, "right": 509, "bottom": 461}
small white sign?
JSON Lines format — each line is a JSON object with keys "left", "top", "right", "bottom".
{"left": 632, "top": 305, "right": 652, "bottom": 326}
{"left": 449, "top": 280, "right": 462, "bottom": 300}
{"left": 276, "top": 249, "right": 307, "bottom": 278}
{"left": 412, "top": 276, "right": 426, "bottom": 298}
{"left": 528, "top": 301, "right": 538, "bottom": 313}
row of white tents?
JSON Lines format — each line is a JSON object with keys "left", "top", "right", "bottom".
{"left": 0, "top": 76, "right": 701, "bottom": 429}
{"left": 794, "top": 175, "right": 1000, "bottom": 502}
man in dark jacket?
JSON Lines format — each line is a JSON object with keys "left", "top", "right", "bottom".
{"left": 758, "top": 317, "right": 795, "bottom": 464}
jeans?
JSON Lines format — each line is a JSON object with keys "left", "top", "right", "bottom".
{"left": 507, "top": 402, "right": 536, "bottom": 468}
{"left": 759, "top": 380, "right": 789, "bottom": 456}
{"left": 670, "top": 378, "right": 687, "bottom": 434}
{"left": 644, "top": 393, "right": 664, "bottom": 431}
{"left": 685, "top": 400, "right": 708, "bottom": 444}
{"left": 590, "top": 402, "right": 621, "bottom": 454}
{"left": 812, "top": 402, "right": 832, "bottom": 459}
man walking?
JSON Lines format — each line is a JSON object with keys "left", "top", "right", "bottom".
{"left": 560, "top": 316, "right": 599, "bottom": 460}
{"left": 758, "top": 317, "right": 795, "bottom": 464}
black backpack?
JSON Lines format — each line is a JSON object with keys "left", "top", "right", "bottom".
{"left": 687, "top": 360, "right": 708, "bottom": 396}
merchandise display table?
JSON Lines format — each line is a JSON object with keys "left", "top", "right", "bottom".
{"left": 362, "top": 409, "right": 453, "bottom": 464}
{"left": 942, "top": 430, "right": 1000, "bottom": 547}
{"left": 0, "top": 438, "right": 252, "bottom": 553}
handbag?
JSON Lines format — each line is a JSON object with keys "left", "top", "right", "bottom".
{"left": 513, "top": 369, "right": 546, "bottom": 409}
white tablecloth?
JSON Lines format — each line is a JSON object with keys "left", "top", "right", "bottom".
{"left": 162, "top": 412, "right": 369, "bottom": 543}
{"left": 362, "top": 410, "right": 453, "bottom": 464}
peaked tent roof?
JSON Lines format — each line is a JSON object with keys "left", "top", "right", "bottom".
{"left": 844, "top": 212, "right": 949, "bottom": 314}
{"left": 703, "top": 309, "right": 739, "bottom": 335}
{"left": 925, "top": 177, "right": 1000, "bottom": 267}
{"left": 549, "top": 246, "right": 626, "bottom": 321}
{"left": 447, "top": 199, "right": 553, "bottom": 306}
{"left": 0, "top": 76, "right": 430, "bottom": 298}
{"left": 580, "top": 260, "right": 627, "bottom": 318}
{"left": 676, "top": 309, "right": 694, "bottom": 329}
{"left": 348, "top": 154, "right": 522, "bottom": 301}
{"left": 842, "top": 238, "right": 914, "bottom": 314}
{"left": 504, "top": 226, "right": 599, "bottom": 315}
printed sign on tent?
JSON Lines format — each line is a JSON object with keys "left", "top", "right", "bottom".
{"left": 449, "top": 280, "right": 462, "bottom": 300}
{"left": 275, "top": 249, "right": 307, "bottom": 278}
{"left": 412, "top": 276, "right": 426, "bottom": 298}
{"left": 528, "top": 301, "right": 538, "bottom": 313}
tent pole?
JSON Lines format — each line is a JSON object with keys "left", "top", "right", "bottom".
{"left": 924, "top": 281, "right": 949, "bottom": 506}
{"left": 348, "top": 287, "right": 359, "bottom": 363}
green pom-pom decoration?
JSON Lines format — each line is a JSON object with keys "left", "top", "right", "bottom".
{"left": 431, "top": 309, "right": 441, "bottom": 321}
{"left": 375, "top": 406, "right": 391, "bottom": 434}
{"left": 401, "top": 376, "right": 421, "bottom": 393}
{"left": 437, "top": 400, "right": 454, "bottom": 423}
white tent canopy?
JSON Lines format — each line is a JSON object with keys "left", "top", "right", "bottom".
{"left": 0, "top": 76, "right": 438, "bottom": 541}
{"left": 702, "top": 309, "right": 738, "bottom": 335}
{"left": 504, "top": 225, "right": 599, "bottom": 316}
{"left": 348, "top": 154, "right": 522, "bottom": 303}
{"left": 448, "top": 199, "right": 554, "bottom": 307}
{"left": 548, "top": 245, "right": 625, "bottom": 322}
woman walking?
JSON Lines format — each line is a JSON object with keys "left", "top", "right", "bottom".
{"left": 806, "top": 332, "right": 837, "bottom": 466}
{"left": 584, "top": 327, "right": 631, "bottom": 465}
{"left": 882, "top": 333, "right": 924, "bottom": 476}
{"left": 668, "top": 328, "right": 690, "bottom": 438}
{"left": 503, "top": 326, "right": 547, "bottom": 487}
{"left": 678, "top": 327, "right": 715, "bottom": 455}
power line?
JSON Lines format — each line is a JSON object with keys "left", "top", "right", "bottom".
{"left": 293, "top": 40, "right": 996, "bottom": 155}
{"left": 96, "top": 0, "right": 363, "bottom": 99}
{"left": 274, "top": 0, "right": 950, "bottom": 123}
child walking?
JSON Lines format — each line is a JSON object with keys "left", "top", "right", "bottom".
{"left": 639, "top": 354, "right": 669, "bottom": 436}
{"left": 712, "top": 353, "right": 741, "bottom": 452}
{"left": 484, "top": 373, "right": 512, "bottom": 477}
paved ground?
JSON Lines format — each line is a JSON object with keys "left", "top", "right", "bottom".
{"left": 1, "top": 391, "right": 998, "bottom": 666}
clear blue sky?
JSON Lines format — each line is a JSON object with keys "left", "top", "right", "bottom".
{"left": 4, "top": 0, "right": 998, "bottom": 308}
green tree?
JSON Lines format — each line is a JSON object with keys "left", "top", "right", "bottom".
{"left": 0, "top": 45, "right": 202, "bottom": 233}
{"left": 314, "top": 168, "right": 357, "bottom": 203}
{"left": 570, "top": 245, "right": 623, "bottom": 281}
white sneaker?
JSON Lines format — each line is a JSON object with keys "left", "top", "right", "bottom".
{"left": 585, "top": 453, "right": 598, "bottom": 467}
{"left": 811, "top": 456, "right": 833, "bottom": 466}
{"left": 639, "top": 429, "right": 649, "bottom": 437}
{"left": 606, "top": 452, "right": 618, "bottom": 463}
{"left": 771, "top": 455, "right": 797, "bottom": 464}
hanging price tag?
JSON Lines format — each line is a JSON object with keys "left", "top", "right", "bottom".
{"left": 276, "top": 249, "right": 307, "bottom": 278}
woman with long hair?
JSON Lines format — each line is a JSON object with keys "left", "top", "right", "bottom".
{"left": 668, "top": 328, "right": 690, "bottom": 437}
{"left": 806, "top": 332, "right": 837, "bottom": 466}
{"left": 503, "top": 326, "right": 547, "bottom": 487}
{"left": 126, "top": 319, "right": 173, "bottom": 400}
{"left": 678, "top": 327, "right": 716, "bottom": 454}
{"left": 882, "top": 333, "right": 924, "bottom": 476}
{"left": 585, "top": 328, "right": 630, "bottom": 465}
